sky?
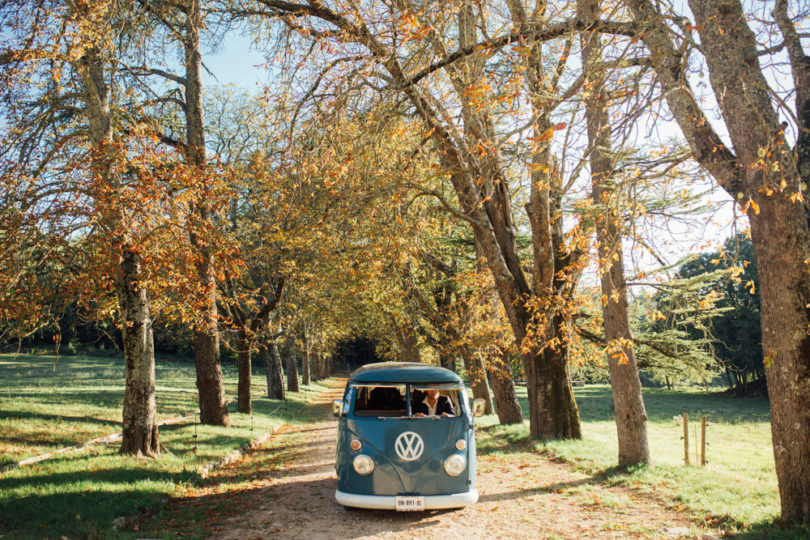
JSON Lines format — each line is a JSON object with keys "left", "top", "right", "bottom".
{"left": 201, "top": 31, "right": 269, "bottom": 89}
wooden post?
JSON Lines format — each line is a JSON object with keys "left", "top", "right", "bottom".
{"left": 683, "top": 413, "right": 689, "bottom": 465}
{"left": 700, "top": 416, "right": 707, "bottom": 466}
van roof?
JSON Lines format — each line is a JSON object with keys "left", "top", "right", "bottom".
{"left": 348, "top": 362, "right": 463, "bottom": 384}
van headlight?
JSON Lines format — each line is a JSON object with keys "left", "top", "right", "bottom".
{"left": 353, "top": 454, "right": 375, "bottom": 475}
{"left": 443, "top": 454, "right": 466, "bottom": 476}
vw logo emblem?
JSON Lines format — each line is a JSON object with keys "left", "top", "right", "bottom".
{"left": 394, "top": 431, "right": 424, "bottom": 461}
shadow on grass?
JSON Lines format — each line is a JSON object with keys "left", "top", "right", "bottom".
{"left": 475, "top": 423, "right": 532, "bottom": 456}
{"left": 0, "top": 466, "right": 192, "bottom": 492}
{"left": 0, "top": 409, "right": 119, "bottom": 427}
{"left": 0, "top": 469, "right": 196, "bottom": 539}
{"left": 729, "top": 519, "right": 810, "bottom": 539}
{"left": 4, "top": 389, "right": 124, "bottom": 408}
{"left": 563, "top": 385, "right": 771, "bottom": 424}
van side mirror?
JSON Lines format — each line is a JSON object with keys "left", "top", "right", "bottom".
{"left": 332, "top": 400, "right": 343, "bottom": 417}
{"left": 472, "top": 398, "right": 486, "bottom": 417}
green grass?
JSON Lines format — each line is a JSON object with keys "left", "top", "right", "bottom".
{"left": 0, "top": 353, "right": 330, "bottom": 539}
{"left": 477, "top": 383, "right": 809, "bottom": 537}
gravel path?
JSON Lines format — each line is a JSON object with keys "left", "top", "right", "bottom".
{"left": 217, "top": 378, "right": 718, "bottom": 539}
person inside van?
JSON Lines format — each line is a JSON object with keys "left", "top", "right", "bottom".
{"left": 368, "top": 386, "right": 405, "bottom": 411}
{"left": 412, "top": 387, "right": 455, "bottom": 417}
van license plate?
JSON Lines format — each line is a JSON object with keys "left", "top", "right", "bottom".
{"left": 395, "top": 496, "right": 424, "bottom": 511}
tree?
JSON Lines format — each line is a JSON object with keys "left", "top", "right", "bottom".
{"left": 579, "top": 0, "right": 649, "bottom": 465}
{"left": 182, "top": 0, "right": 230, "bottom": 426}
{"left": 237, "top": 0, "right": 643, "bottom": 438}
{"left": 1, "top": 2, "right": 166, "bottom": 457}
{"left": 0, "top": 0, "right": 167, "bottom": 457}
{"left": 675, "top": 233, "right": 762, "bottom": 394}
{"left": 623, "top": 0, "right": 810, "bottom": 519}
{"left": 130, "top": 0, "right": 236, "bottom": 426}
{"left": 284, "top": 337, "right": 300, "bottom": 392}
{"left": 206, "top": 91, "right": 288, "bottom": 414}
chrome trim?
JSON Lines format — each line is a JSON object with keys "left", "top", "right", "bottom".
{"left": 335, "top": 489, "right": 479, "bottom": 510}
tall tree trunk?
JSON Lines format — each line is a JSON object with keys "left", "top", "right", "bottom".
{"left": 118, "top": 249, "right": 160, "bottom": 457}
{"left": 74, "top": 42, "right": 159, "bottom": 457}
{"left": 184, "top": 0, "right": 229, "bottom": 426}
{"left": 324, "top": 354, "right": 333, "bottom": 377}
{"left": 523, "top": 321, "right": 582, "bottom": 439}
{"left": 749, "top": 194, "right": 810, "bottom": 522}
{"left": 487, "top": 349, "right": 523, "bottom": 424}
{"left": 580, "top": 0, "right": 649, "bottom": 466}
{"left": 627, "top": 0, "right": 810, "bottom": 519}
{"left": 264, "top": 340, "right": 285, "bottom": 400}
{"left": 285, "top": 340, "right": 299, "bottom": 393}
{"left": 504, "top": 0, "right": 582, "bottom": 439}
{"left": 301, "top": 329, "right": 311, "bottom": 385}
{"left": 236, "top": 329, "right": 252, "bottom": 414}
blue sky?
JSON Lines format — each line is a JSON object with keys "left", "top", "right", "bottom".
{"left": 201, "top": 31, "right": 269, "bottom": 89}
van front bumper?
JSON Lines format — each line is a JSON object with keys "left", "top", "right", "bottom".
{"left": 335, "top": 488, "right": 478, "bottom": 510}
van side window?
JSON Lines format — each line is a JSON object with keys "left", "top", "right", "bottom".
{"left": 353, "top": 385, "right": 407, "bottom": 417}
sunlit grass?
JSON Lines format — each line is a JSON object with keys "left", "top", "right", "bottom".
{"left": 0, "top": 352, "right": 329, "bottom": 538}
{"left": 476, "top": 383, "right": 793, "bottom": 535}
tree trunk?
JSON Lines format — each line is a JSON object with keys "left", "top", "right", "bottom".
{"left": 324, "top": 354, "right": 333, "bottom": 377}
{"left": 286, "top": 341, "right": 299, "bottom": 393}
{"left": 523, "top": 318, "right": 582, "bottom": 439}
{"left": 315, "top": 349, "right": 327, "bottom": 379}
{"left": 118, "top": 249, "right": 160, "bottom": 457}
{"left": 580, "top": 0, "right": 649, "bottom": 466}
{"left": 310, "top": 349, "right": 319, "bottom": 381}
{"left": 749, "top": 198, "right": 810, "bottom": 522}
{"left": 487, "top": 349, "right": 523, "bottom": 424}
{"left": 73, "top": 40, "right": 159, "bottom": 457}
{"left": 302, "top": 339, "right": 311, "bottom": 385}
{"left": 627, "top": 0, "right": 810, "bottom": 519}
{"left": 184, "top": 0, "right": 229, "bottom": 427}
{"left": 264, "top": 340, "right": 285, "bottom": 400}
{"left": 236, "top": 330, "right": 251, "bottom": 414}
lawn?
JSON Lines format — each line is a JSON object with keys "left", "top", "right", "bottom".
{"left": 477, "top": 383, "right": 792, "bottom": 536}
{"left": 2, "top": 355, "right": 805, "bottom": 538}
{"left": 0, "top": 353, "right": 330, "bottom": 538}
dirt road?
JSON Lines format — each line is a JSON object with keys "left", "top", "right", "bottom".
{"left": 216, "top": 379, "right": 718, "bottom": 539}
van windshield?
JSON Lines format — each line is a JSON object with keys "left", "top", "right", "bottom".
{"left": 352, "top": 383, "right": 464, "bottom": 418}
{"left": 353, "top": 385, "right": 407, "bottom": 417}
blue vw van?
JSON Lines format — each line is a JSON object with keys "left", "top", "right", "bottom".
{"left": 332, "top": 362, "right": 484, "bottom": 511}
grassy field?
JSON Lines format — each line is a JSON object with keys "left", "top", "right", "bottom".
{"left": 0, "top": 353, "right": 331, "bottom": 538}
{"left": 2, "top": 355, "right": 806, "bottom": 538}
{"left": 477, "top": 384, "right": 801, "bottom": 537}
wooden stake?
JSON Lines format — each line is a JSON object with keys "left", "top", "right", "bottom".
{"left": 683, "top": 413, "right": 689, "bottom": 465}
{"left": 701, "top": 416, "right": 707, "bottom": 466}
